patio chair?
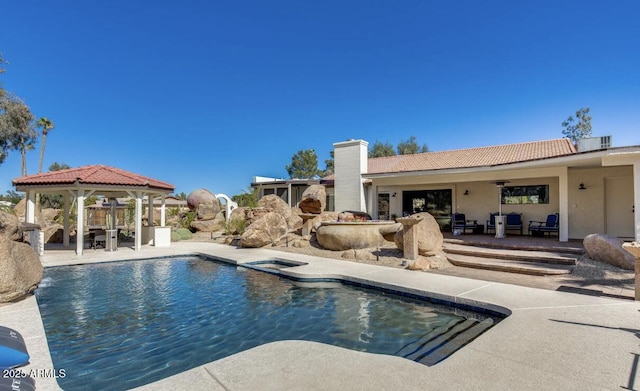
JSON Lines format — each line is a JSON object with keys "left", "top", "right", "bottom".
{"left": 505, "top": 212, "right": 523, "bottom": 235}
{"left": 528, "top": 213, "right": 559, "bottom": 237}
{"left": 91, "top": 230, "right": 106, "bottom": 249}
{"left": 451, "top": 213, "right": 478, "bottom": 234}
{"left": 486, "top": 212, "right": 499, "bottom": 234}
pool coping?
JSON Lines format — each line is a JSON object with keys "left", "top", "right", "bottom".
{"left": 2, "top": 241, "right": 639, "bottom": 390}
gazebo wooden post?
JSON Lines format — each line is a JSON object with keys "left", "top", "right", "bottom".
{"left": 76, "top": 189, "right": 85, "bottom": 255}
{"left": 25, "top": 190, "right": 36, "bottom": 224}
{"left": 135, "top": 191, "right": 143, "bottom": 251}
{"left": 160, "top": 195, "right": 166, "bottom": 226}
{"left": 63, "top": 192, "right": 70, "bottom": 247}
{"left": 147, "top": 194, "right": 154, "bottom": 227}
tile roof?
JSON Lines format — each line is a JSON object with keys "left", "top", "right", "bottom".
{"left": 367, "top": 138, "right": 576, "bottom": 174}
{"left": 12, "top": 165, "right": 175, "bottom": 191}
{"left": 320, "top": 138, "right": 577, "bottom": 181}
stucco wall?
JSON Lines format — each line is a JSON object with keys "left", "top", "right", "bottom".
{"left": 567, "top": 165, "right": 632, "bottom": 239}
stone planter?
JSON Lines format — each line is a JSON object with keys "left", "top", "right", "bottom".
{"left": 316, "top": 221, "right": 397, "bottom": 251}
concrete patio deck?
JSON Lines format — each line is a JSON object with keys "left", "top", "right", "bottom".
{"left": 1, "top": 241, "right": 638, "bottom": 390}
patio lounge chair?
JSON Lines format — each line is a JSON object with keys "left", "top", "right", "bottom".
{"left": 528, "top": 213, "right": 559, "bottom": 237}
{"left": 505, "top": 212, "right": 523, "bottom": 235}
{"left": 451, "top": 213, "right": 478, "bottom": 234}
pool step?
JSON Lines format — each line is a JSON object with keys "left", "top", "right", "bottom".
{"left": 397, "top": 318, "right": 495, "bottom": 366}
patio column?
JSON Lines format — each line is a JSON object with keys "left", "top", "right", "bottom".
{"left": 63, "top": 192, "right": 70, "bottom": 247}
{"left": 147, "top": 195, "right": 154, "bottom": 227}
{"left": 558, "top": 167, "right": 569, "bottom": 242}
{"left": 135, "top": 191, "right": 142, "bottom": 251}
{"left": 160, "top": 195, "right": 166, "bottom": 226}
{"left": 76, "top": 190, "right": 85, "bottom": 255}
{"left": 25, "top": 190, "right": 36, "bottom": 224}
{"left": 634, "top": 162, "right": 640, "bottom": 242}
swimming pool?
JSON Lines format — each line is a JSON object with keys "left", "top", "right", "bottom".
{"left": 36, "top": 256, "right": 501, "bottom": 390}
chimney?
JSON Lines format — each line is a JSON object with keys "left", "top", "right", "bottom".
{"left": 333, "top": 139, "right": 368, "bottom": 212}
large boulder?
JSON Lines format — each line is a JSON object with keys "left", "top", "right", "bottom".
{"left": 257, "top": 195, "right": 301, "bottom": 229}
{"left": 299, "top": 185, "right": 326, "bottom": 214}
{"left": 187, "top": 189, "right": 221, "bottom": 220}
{"left": 0, "top": 235, "right": 43, "bottom": 302}
{"left": 240, "top": 212, "right": 288, "bottom": 248}
{"left": 43, "top": 224, "right": 64, "bottom": 243}
{"left": 394, "top": 212, "right": 444, "bottom": 256}
{"left": 316, "top": 221, "right": 396, "bottom": 251}
{"left": 190, "top": 212, "right": 226, "bottom": 232}
{"left": 0, "top": 210, "right": 22, "bottom": 241}
{"left": 583, "top": 234, "right": 635, "bottom": 270}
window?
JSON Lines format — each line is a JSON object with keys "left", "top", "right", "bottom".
{"left": 502, "top": 185, "right": 549, "bottom": 204}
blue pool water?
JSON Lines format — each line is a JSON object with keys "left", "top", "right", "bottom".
{"left": 35, "top": 256, "right": 500, "bottom": 390}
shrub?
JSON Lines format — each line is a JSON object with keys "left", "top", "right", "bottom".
{"left": 181, "top": 210, "right": 195, "bottom": 229}
{"left": 225, "top": 218, "right": 247, "bottom": 235}
{"left": 176, "top": 227, "right": 192, "bottom": 240}
{"left": 171, "top": 231, "right": 182, "bottom": 242}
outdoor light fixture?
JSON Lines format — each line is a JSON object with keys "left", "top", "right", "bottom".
{"left": 463, "top": 190, "right": 469, "bottom": 195}
{"left": 579, "top": 183, "right": 587, "bottom": 190}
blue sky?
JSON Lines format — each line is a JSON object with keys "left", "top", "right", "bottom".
{"left": 1, "top": 1, "right": 639, "bottom": 197}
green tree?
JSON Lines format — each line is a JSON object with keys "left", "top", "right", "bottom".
{"left": 562, "top": 107, "right": 592, "bottom": 145}
{"left": 321, "top": 150, "right": 334, "bottom": 177}
{"left": 48, "top": 161, "right": 70, "bottom": 171}
{"left": 0, "top": 53, "right": 36, "bottom": 168}
{"left": 369, "top": 140, "right": 396, "bottom": 158}
{"left": 397, "top": 136, "right": 429, "bottom": 155}
{"left": 0, "top": 190, "right": 23, "bottom": 204}
{"left": 175, "top": 192, "right": 188, "bottom": 200}
{"left": 36, "top": 117, "right": 55, "bottom": 173}
{"left": 39, "top": 162, "right": 70, "bottom": 208}
{"left": 285, "top": 149, "right": 320, "bottom": 179}
{"left": 232, "top": 186, "right": 260, "bottom": 207}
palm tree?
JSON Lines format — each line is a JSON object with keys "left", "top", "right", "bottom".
{"left": 36, "top": 117, "right": 54, "bottom": 173}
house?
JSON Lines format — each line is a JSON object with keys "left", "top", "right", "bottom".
{"left": 251, "top": 176, "right": 336, "bottom": 211}
{"left": 331, "top": 137, "right": 640, "bottom": 242}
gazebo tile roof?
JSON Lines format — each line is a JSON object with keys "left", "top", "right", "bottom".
{"left": 12, "top": 165, "right": 174, "bottom": 191}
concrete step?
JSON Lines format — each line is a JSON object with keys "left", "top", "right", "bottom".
{"left": 443, "top": 237, "right": 584, "bottom": 255}
{"left": 443, "top": 243, "right": 577, "bottom": 265}
{"left": 446, "top": 254, "right": 574, "bottom": 276}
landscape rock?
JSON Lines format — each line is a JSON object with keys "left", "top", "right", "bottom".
{"left": 583, "top": 233, "right": 635, "bottom": 270}
{"left": 240, "top": 212, "right": 288, "bottom": 248}
{"left": 258, "top": 195, "right": 301, "bottom": 229}
{"left": 0, "top": 235, "right": 43, "bottom": 302}
{"left": 299, "top": 185, "right": 326, "bottom": 214}
{"left": 394, "top": 212, "right": 444, "bottom": 256}
{"left": 316, "top": 221, "right": 394, "bottom": 251}
{"left": 407, "top": 253, "right": 450, "bottom": 271}
{"left": 0, "top": 210, "right": 21, "bottom": 241}
{"left": 187, "top": 189, "right": 221, "bottom": 220}
{"left": 43, "top": 224, "right": 64, "bottom": 243}
{"left": 190, "top": 217, "right": 224, "bottom": 232}
{"left": 341, "top": 249, "right": 377, "bottom": 261}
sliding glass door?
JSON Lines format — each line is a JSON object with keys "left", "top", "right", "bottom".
{"left": 402, "top": 189, "right": 452, "bottom": 231}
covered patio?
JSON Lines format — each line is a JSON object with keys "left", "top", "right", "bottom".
{"left": 12, "top": 165, "right": 175, "bottom": 255}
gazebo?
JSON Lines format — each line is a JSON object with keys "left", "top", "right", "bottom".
{"left": 12, "top": 165, "right": 175, "bottom": 255}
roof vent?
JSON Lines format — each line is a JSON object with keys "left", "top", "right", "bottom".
{"left": 576, "top": 136, "right": 612, "bottom": 152}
